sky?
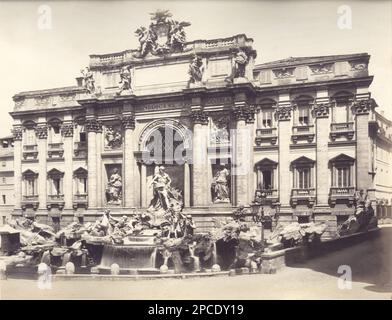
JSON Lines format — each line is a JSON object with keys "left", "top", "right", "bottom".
{"left": 0, "top": 0, "right": 391, "bottom": 137}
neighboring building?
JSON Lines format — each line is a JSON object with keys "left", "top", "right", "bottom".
{"left": 8, "top": 12, "right": 392, "bottom": 236}
{"left": 0, "top": 135, "right": 14, "bottom": 224}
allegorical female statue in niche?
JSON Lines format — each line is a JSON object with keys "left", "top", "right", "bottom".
{"left": 211, "top": 165, "right": 231, "bottom": 203}
{"left": 106, "top": 168, "right": 122, "bottom": 204}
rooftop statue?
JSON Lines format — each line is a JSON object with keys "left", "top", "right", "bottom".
{"left": 80, "top": 67, "right": 95, "bottom": 94}
{"left": 134, "top": 10, "right": 191, "bottom": 58}
{"left": 188, "top": 55, "right": 203, "bottom": 85}
{"left": 116, "top": 66, "right": 132, "bottom": 95}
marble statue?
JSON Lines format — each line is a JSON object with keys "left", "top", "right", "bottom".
{"left": 106, "top": 168, "right": 122, "bottom": 204}
{"left": 105, "top": 126, "right": 122, "bottom": 149}
{"left": 80, "top": 67, "right": 95, "bottom": 94}
{"left": 149, "top": 166, "right": 172, "bottom": 211}
{"left": 188, "top": 55, "right": 203, "bottom": 84}
{"left": 117, "top": 66, "right": 132, "bottom": 95}
{"left": 212, "top": 165, "right": 231, "bottom": 203}
{"left": 233, "top": 48, "right": 248, "bottom": 78}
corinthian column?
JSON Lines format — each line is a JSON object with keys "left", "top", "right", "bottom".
{"left": 86, "top": 118, "right": 100, "bottom": 208}
{"left": 122, "top": 114, "right": 136, "bottom": 207}
{"left": 36, "top": 124, "right": 48, "bottom": 210}
{"left": 191, "top": 109, "right": 209, "bottom": 207}
{"left": 232, "top": 102, "right": 255, "bottom": 206}
{"left": 96, "top": 124, "right": 103, "bottom": 207}
{"left": 61, "top": 122, "right": 74, "bottom": 210}
{"left": 12, "top": 126, "right": 23, "bottom": 212}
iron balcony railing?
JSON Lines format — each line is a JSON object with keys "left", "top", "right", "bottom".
{"left": 329, "top": 187, "right": 355, "bottom": 196}
{"left": 256, "top": 127, "right": 277, "bottom": 137}
{"left": 330, "top": 122, "right": 354, "bottom": 132}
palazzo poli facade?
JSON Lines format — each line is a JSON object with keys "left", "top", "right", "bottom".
{"left": 9, "top": 12, "right": 392, "bottom": 237}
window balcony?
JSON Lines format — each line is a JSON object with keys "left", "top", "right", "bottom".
{"left": 291, "top": 125, "right": 315, "bottom": 143}
{"left": 74, "top": 141, "right": 87, "bottom": 158}
{"left": 329, "top": 186, "right": 355, "bottom": 206}
{"left": 21, "top": 195, "right": 39, "bottom": 210}
{"left": 22, "top": 144, "right": 38, "bottom": 160}
{"left": 330, "top": 122, "right": 354, "bottom": 141}
{"left": 255, "top": 127, "right": 277, "bottom": 146}
{"left": 291, "top": 188, "right": 316, "bottom": 207}
{"left": 253, "top": 188, "right": 279, "bottom": 205}
{"left": 47, "top": 194, "right": 65, "bottom": 210}
{"left": 48, "top": 142, "right": 64, "bottom": 158}
{"left": 73, "top": 193, "right": 88, "bottom": 209}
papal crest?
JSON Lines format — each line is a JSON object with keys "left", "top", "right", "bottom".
{"left": 134, "top": 9, "right": 191, "bottom": 58}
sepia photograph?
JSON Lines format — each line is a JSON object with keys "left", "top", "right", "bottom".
{"left": 0, "top": 0, "right": 391, "bottom": 304}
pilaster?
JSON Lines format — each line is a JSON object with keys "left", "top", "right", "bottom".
{"left": 12, "top": 126, "right": 23, "bottom": 211}
{"left": 61, "top": 121, "right": 74, "bottom": 210}
{"left": 86, "top": 118, "right": 100, "bottom": 208}
{"left": 36, "top": 123, "right": 48, "bottom": 210}
{"left": 277, "top": 93, "right": 292, "bottom": 211}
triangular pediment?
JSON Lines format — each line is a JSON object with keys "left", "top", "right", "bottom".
{"left": 255, "top": 158, "right": 278, "bottom": 168}
{"left": 291, "top": 156, "right": 315, "bottom": 166}
{"left": 329, "top": 153, "right": 355, "bottom": 164}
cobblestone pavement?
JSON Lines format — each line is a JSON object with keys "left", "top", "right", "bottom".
{"left": 1, "top": 226, "right": 391, "bottom": 300}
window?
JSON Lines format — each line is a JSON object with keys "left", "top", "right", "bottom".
{"left": 74, "top": 167, "right": 88, "bottom": 195}
{"left": 2, "top": 177, "right": 6, "bottom": 184}
{"left": 22, "top": 170, "right": 38, "bottom": 197}
{"left": 257, "top": 109, "right": 274, "bottom": 129}
{"left": 49, "top": 120, "right": 62, "bottom": 144}
{"left": 337, "top": 167, "right": 350, "bottom": 187}
{"left": 47, "top": 169, "right": 64, "bottom": 197}
{"left": 255, "top": 158, "right": 278, "bottom": 191}
{"left": 260, "top": 170, "right": 272, "bottom": 189}
{"left": 2, "top": 195, "right": 5, "bottom": 204}
{"left": 298, "top": 106, "right": 310, "bottom": 125}
{"left": 24, "top": 128, "right": 36, "bottom": 145}
{"left": 298, "top": 168, "right": 311, "bottom": 189}
{"left": 80, "top": 132, "right": 86, "bottom": 142}
{"left": 291, "top": 156, "right": 315, "bottom": 190}
{"left": 2, "top": 161, "right": 5, "bottom": 167}
{"left": 329, "top": 154, "right": 355, "bottom": 188}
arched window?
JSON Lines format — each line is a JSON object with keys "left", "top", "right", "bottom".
{"left": 256, "top": 99, "right": 277, "bottom": 129}
{"left": 48, "top": 118, "right": 62, "bottom": 144}
{"left": 331, "top": 91, "right": 354, "bottom": 124}
{"left": 293, "top": 95, "right": 314, "bottom": 126}
{"left": 22, "top": 121, "right": 37, "bottom": 146}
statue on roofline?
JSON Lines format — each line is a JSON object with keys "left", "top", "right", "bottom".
{"left": 116, "top": 66, "right": 132, "bottom": 95}
{"left": 80, "top": 67, "right": 95, "bottom": 94}
{"left": 188, "top": 55, "right": 203, "bottom": 85}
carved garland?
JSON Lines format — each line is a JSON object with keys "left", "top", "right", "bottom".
{"left": 313, "top": 103, "right": 331, "bottom": 118}
{"left": 275, "top": 106, "right": 292, "bottom": 121}
{"left": 36, "top": 125, "right": 48, "bottom": 139}
{"left": 61, "top": 123, "right": 74, "bottom": 137}
{"left": 12, "top": 127, "right": 23, "bottom": 141}
{"left": 353, "top": 99, "right": 375, "bottom": 115}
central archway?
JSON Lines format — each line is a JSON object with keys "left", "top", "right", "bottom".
{"left": 137, "top": 119, "right": 192, "bottom": 208}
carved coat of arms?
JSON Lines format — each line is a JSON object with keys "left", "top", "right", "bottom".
{"left": 134, "top": 10, "right": 191, "bottom": 58}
